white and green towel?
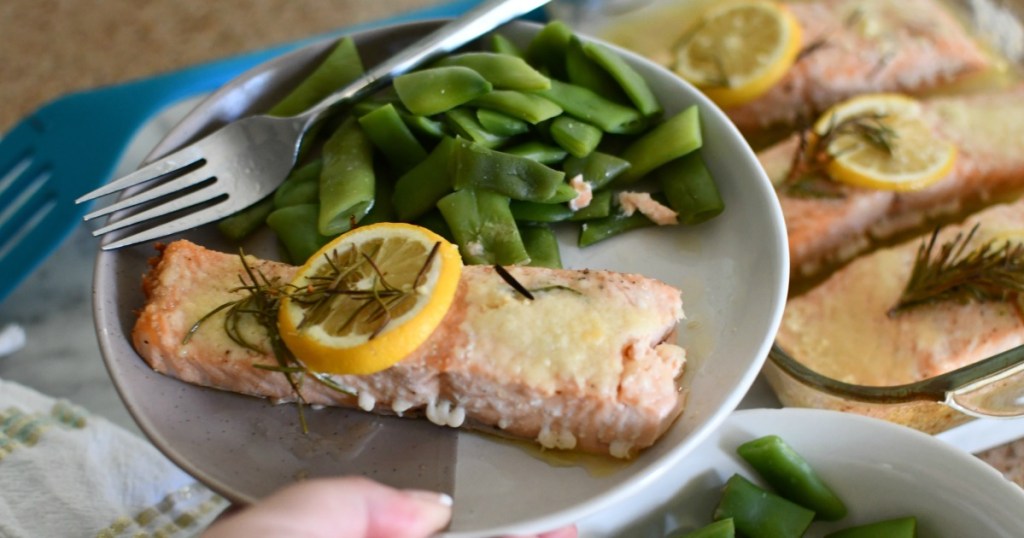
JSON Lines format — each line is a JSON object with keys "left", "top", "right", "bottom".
{"left": 0, "top": 378, "right": 228, "bottom": 537}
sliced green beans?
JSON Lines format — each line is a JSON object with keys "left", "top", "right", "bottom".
{"left": 824, "top": 517, "right": 917, "bottom": 538}
{"left": 269, "top": 37, "right": 363, "bottom": 117}
{"left": 713, "top": 474, "right": 815, "bottom": 538}
{"left": 436, "top": 52, "right": 550, "bottom": 91}
{"left": 437, "top": 189, "right": 529, "bottom": 265}
{"left": 656, "top": 152, "right": 725, "bottom": 225}
{"left": 737, "top": 435, "right": 847, "bottom": 521}
{"left": 667, "top": 518, "right": 735, "bottom": 538}
{"left": 615, "top": 105, "right": 702, "bottom": 185}
{"left": 451, "top": 139, "right": 565, "bottom": 202}
{"left": 266, "top": 203, "right": 331, "bottom": 264}
{"left": 394, "top": 66, "right": 492, "bottom": 116}
{"left": 216, "top": 23, "right": 725, "bottom": 267}
{"left": 318, "top": 117, "right": 375, "bottom": 235}
{"left": 357, "top": 103, "right": 427, "bottom": 173}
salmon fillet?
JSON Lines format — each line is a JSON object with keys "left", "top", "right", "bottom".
{"left": 133, "top": 240, "right": 687, "bottom": 458}
{"left": 759, "top": 86, "right": 1024, "bottom": 279}
{"left": 774, "top": 197, "right": 1024, "bottom": 389}
{"left": 727, "top": 0, "right": 991, "bottom": 134}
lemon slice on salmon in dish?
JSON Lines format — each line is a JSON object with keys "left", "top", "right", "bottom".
{"left": 673, "top": 0, "right": 802, "bottom": 108}
{"left": 812, "top": 93, "right": 958, "bottom": 192}
{"left": 278, "top": 222, "right": 462, "bottom": 376}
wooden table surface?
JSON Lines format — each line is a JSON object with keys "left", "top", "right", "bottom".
{"left": 2, "top": 0, "right": 1023, "bottom": 490}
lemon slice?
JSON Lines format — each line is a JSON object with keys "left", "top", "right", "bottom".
{"left": 813, "top": 94, "right": 957, "bottom": 192}
{"left": 278, "top": 222, "right": 462, "bottom": 375}
{"left": 674, "top": 0, "right": 802, "bottom": 108}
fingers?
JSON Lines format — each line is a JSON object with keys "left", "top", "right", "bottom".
{"left": 202, "top": 476, "right": 452, "bottom": 538}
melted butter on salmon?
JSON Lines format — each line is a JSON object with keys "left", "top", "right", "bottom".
{"left": 133, "top": 240, "right": 687, "bottom": 458}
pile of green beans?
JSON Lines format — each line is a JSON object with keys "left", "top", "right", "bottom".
{"left": 217, "top": 21, "right": 725, "bottom": 265}
{"left": 668, "top": 435, "right": 918, "bottom": 538}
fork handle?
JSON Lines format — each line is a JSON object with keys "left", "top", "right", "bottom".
{"left": 300, "top": 0, "right": 551, "bottom": 123}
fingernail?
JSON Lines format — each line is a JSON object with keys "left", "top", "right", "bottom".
{"left": 403, "top": 489, "right": 454, "bottom": 507}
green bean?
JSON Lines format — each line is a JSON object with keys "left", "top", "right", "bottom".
{"left": 269, "top": 37, "right": 364, "bottom": 117}
{"left": 470, "top": 90, "right": 562, "bottom": 124}
{"left": 519, "top": 224, "right": 562, "bottom": 268}
{"left": 357, "top": 103, "right": 428, "bottom": 173}
{"left": 476, "top": 108, "right": 530, "bottom": 137}
{"left": 392, "top": 136, "right": 457, "bottom": 222}
{"left": 615, "top": 105, "right": 702, "bottom": 185}
{"left": 394, "top": 66, "right": 492, "bottom": 116}
{"left": 510, "top": 200, "right": 573, "bottom": 223}
{"left": 451, "top": 139, "right": 565, "bottom": 202}
{"left": 667, "top": 518, "right": 735, "bottom": 538}
{"left": 577, "top": 208, "right": 655, "bottom": 247}
{"left": 544, "top": 182, "right": 579, "bottom": 203}
{"left": 563, "top": 151, "right": 631, "bottom": 190}
{"left": 713, "top": 474, "right": 815, "bottom": 538}
{"left": 536, "top": 79, "right": 643, "bottom": 134}
{"left": 444, "top": 107, "right": 508, "bottom": 148}
{"left": 550, "top": 116, "right": 602, "bottom": 158}
{"left": 266, "top": 203, "right": 332, "bottom": 264}
{"left": 398, "top": 108, "right": 447, "bottom": 139}
{"left": 273, "top": 160, "right": 321, "bottom": 208}
{"left": 318, "top": 117, "right": 375, "bottom": 235}
{"left": 737, "top": 435, "right": 847, "bottom": 521}
{"left": 655, "top": 152, "right": 725, "bottom": 225}
{"left": 525, "top": 20, "right": 573, "bottom": 79}
{"left": 503, "top": 141, "right": 568, "bottom": 165}
{"left": 566, "top": 37, "right": 627, "bottom": 104}
{"left": 435, "top": 52, "right": 550, "bottom": 91}
{"left": 489, "top": 33, "right": 523, "bottom": 57}
{"left": 437, "top": 189, "right": 529, "bottom": 265}
{"left": 581, "top": 40, "right": 662, "bottom": 117}
{"left": 824, "top": 517, "right": 917, "bottom": 538}
{"left": 217, "top": 197, "right": 275, "bottom": 241}
{"left": 217, "top": 157, "right": 323, "bottom": 240}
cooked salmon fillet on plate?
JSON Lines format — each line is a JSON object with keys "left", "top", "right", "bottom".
{"left": 759, "top": 86, "right": 1024, "bottom": 278}
{"left": 727, "top": 0, "right": 991, "bottom": 134}
{"left": 133, "top": 240, "right": 687, "bottom": 459}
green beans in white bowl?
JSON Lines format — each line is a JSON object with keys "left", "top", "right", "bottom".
{"left": 92, "top": 17, "right": 787, "bottom": 538}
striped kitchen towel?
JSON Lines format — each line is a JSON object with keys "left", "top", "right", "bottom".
{"left": 0, "top": 378, "right": 228, "bottom": 537}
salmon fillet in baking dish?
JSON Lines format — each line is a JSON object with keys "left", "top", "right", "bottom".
{"left": 774, "top": 197, "right": 1024, "bottom": 388}
{"left": 132, "top": 240, "right": 687, "bottom": 459}
{"left": 726, "top": 0, "right": 991, "bottom": 134}
{"left": 758, "top": 86, "right": 1024, "bottom": 279}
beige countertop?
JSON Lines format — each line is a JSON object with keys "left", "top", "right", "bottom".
{"left": 2, "top": 0, "right": 1023, "bottom": 494}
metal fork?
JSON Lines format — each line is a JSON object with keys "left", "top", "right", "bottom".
{"left": 77, "top": 0, "right": 549, "bottom": 250}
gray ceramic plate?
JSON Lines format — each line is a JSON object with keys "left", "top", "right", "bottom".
{"left": 92, "top": 19, "right": 788, "bottom": 537}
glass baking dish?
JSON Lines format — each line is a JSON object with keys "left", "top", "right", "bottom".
{"left": 560, "top": 0, "right": 1024, "bottom": 432}
{"left": 764, "top": 0, "right": 1024, "bottom": 434}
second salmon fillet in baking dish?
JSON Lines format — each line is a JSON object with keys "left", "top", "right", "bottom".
{"left": 759, "top": 86, "right": 1024, "bottom": 279}
{"left": 133, "top": 240, "right": 687, "bottom": 459}
{"left": 726, "top": 0, "right": 991, "bottom": 134}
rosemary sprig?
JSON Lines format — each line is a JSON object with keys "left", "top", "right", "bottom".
{"left": 781, "top": 111, "right": 897, "bottom": 199}
{"left": 891, "top": 224, "right": 1024, "bottom": 315}
{"left": 494, "top": 264, "right": 534, "bottom": 300}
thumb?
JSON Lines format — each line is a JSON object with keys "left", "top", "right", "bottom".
{"left": 203, "top": 476, "right": 452, "bottom": 538}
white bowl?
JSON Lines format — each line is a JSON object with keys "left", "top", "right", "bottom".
{"left": 91, "top": 18, "right": 787, "bottom": 537}
{"left": 581, "top": 407, "right": 1024, "bottom": 536}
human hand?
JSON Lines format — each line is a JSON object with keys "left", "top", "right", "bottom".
{"left": 202, "top": 476, "right": 577, "bottom": 538}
